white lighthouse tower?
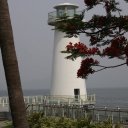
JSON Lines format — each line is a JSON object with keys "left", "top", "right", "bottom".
{"left": 48, "top": 3, "right": 93, "bottom": 104}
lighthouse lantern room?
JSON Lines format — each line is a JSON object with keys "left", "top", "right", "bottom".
{"left": 48, "top": 3, "right": 79, "bottom": 26}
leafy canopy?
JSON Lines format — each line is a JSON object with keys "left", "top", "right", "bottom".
{"left": 56, "top": 0, "right": 128, "bottom": 79}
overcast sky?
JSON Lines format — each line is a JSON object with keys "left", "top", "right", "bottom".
{"left": 0, "top": 0, "right": 128, "bottom": 90}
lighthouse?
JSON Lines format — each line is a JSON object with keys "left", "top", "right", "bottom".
{"left": 48, "top": 3, "right": 88, "bottom": 102}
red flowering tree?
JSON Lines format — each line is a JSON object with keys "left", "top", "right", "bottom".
{"left": 56, "top": 0, "right": 128, "bottom": 79}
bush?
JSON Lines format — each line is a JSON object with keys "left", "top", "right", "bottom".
{"left": 27, "top": 112, "right": 122, "bottom": 128}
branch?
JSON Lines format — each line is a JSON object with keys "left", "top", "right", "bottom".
{"left": 94, "top": 63, "right": 126, "bottom": 72}
{"left": 78, "top": 25, "right": 120, "bottom": 35}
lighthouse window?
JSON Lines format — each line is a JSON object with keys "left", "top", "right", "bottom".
{"left": 67, "top": 7, "right": 75, "bottom": 17}
{"left": 57, "top": 8, "right": 65, "bottom": 17}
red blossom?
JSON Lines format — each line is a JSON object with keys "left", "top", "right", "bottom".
{"left": 66, "top": 42, "right": 100, "bottom": 57}
{"left": 66, "top": 42, "right": 73, "bottom": 51}
{"left": 60, "top": 1, "right": 128, "bottom": 79}
{"left": 103, "top": 36, "right": 127, "bottom": 57}
{"left": 88, "top": 47, "right": 100, "bottom": 55}
{"left": 111, "top": 36, "right": 126, "bottom": 48}
{"left": 103, "top": 47, "right": 122, "bottom": 57}
{"left": 90, "top": 36, "right": 98, "bottom": 45}
{"left": 97, "top": 16, "right": 107, "bottom": 27}
{"left": 77, "top": 58, "right": 99, "bottom": 78}
{"left": 74, "top": 42, "right": 87, "bottom": 50}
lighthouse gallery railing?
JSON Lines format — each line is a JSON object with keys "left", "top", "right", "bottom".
{"left": 48, "top": 10, "right": 83, "bottom": 25}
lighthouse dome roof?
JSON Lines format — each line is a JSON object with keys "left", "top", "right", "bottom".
{"left": 54, "top": 3, "right": 79, "bottom": 9}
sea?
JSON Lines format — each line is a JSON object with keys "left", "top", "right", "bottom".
{"left": 0, "top": 87, "right": 128, "bottom": 108}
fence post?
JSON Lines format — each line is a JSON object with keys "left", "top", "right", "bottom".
{"left": 38, "top": 104, "right": 40, "bottom": 112}
{"left": 104, "top": 106, "right": 107, "bottom": 119}
{"left": 68, "top": 98, "right": 70, "bottom": 106}
{"left": 92, "top": 106, "right": 95, "bottom": 121}
{"left": 44, "top": 105, "right": 47, "bottom": 116}
{"left": 62, "top": 105, "right": 64, "bottom": 117}
{"left": 58, "top": 100, "right": 60, "bottom": 105}
{"left": 117, "top": 107, "right": 120, "bottom": 122}
{"left": 31, "top": 104, "right": 33, "bottom": 113}
{"left": 111, "top": 114, "right": 113, "bottom": 124}
{"left": 97, "top": 113, "right": 100, "bottom": 122}
{"left": 2, "top": 98, "right": 5, "bottom": 107}
{"left": 72, "top": 106, "right": 75, "bottom": 119}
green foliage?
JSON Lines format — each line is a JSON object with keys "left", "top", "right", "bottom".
{"left": 114, "top": 123, "right": 122, "bottom": 128}
{"left": 27, "top": 112, "right": 44, "bottom": 128}
{"left": 56, "top": 0, "right": 128, "bottom": 78}
{"left": 27, "top": 113, "right": 76, "bottom": 128}
{"left": 2, "top": 121, "right": 13, "bottom": 128}
{"left": 27, "top": 112, "right": 123, "bottom": 128}
{"left": 95, "top": 120, "right": 113, "bottom": 128}
{"left": 76, "top": 118, "right": 95, "bottom": 128}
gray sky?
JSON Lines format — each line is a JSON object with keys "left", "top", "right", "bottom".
{"left": 0, "top": 0, "right": 128, "bottom": 90}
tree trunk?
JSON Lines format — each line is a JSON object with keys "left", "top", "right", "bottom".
{"left": 0, "top": 0, "right": 29, "bottom": 128}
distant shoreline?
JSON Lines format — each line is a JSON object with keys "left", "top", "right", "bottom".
{"left": 0, "top": 86, "right": 128, "bottom": 91}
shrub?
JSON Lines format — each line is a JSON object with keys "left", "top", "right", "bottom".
{"left": 27, "top": 112, "right": 122, "bottom": 128}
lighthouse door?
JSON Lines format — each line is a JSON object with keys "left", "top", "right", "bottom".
{"left": 74, "top": 89, "right": 80, "bottom": 101}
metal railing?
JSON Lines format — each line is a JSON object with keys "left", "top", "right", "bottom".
{"left": 48, "top": 10, "right": 83, "bottom": 25}
{"left": 26, "top": 104, "right": 128, "bottom": 124}
{"left": 0, "top": 94, "right": 96, "bottom": 108}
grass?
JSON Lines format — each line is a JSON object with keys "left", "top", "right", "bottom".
{"left": 0, "top": 121, "right": 12, "bottom": 128}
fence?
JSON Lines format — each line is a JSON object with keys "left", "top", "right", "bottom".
{"left": 0, "top": 94, "right": 96, "bottom": 109}
{"left": 26, "top": 104, "right": 128, "bottom": 124}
